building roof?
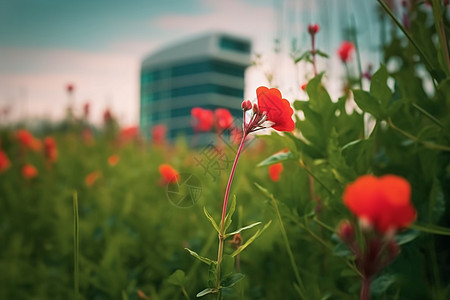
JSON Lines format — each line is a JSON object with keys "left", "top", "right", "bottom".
{"left": 141, "top": 32, "right": 251, "bottom": 69}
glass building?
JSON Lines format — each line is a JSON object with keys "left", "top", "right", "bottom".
{"left": 140, "top": 32, "right": 252, "bottom": 145}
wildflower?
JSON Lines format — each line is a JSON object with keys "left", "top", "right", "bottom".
{"left": 85, "top": 171, "right": 101, "bottom": 187}
{"left": 119, "top": 126, "right": 140, "bottom": 143}
{"left": 22, "top": 164, "right": 38, "bottom": 179}
{"left": 214, "top": 108, "right": 234, "bottom": 131}
{"left": 245, "top": 86, "right": 295, "bottom": 133}
{"left": 191, "top": 107, "right": 214, "bottom": 132}
{"left": 337, "top": 220, "right": 355, "bottom": 244}
{"left": 0, "top": 149, "right": 11, "bottom": 172}
{"left": 83, "top": 102, "right": 90, "bottom": 118}
{"left": 307, "top": 24, "right": 320, "bottom": 35}
{"left": 151, "top": 124, "right": 167, "bottom": 145}
{"left": 82, "top": 128, "right": 94, "bottom": 145}
{"left": 268, "top": 163, "right": 283, "bottom": 182}
{"left": 44, "top": 137, "right": 58, "bottom": 163}
{"left": 337, "top": 41, "right": 355, "bottom": 63}
{"left": 159, "top": 164, "right": 180, "bottom": 185}
{"left": 343, "top": 175, "right": 416, "bottom": 233}
{"left": 15, "top": 129, "right": 41, "bottom": 152}
{"left": 66, "top": 83, "right": 74, "bottom": 93}
{"left": 108, "top": 154, "right": 120, "bottom": 166}
{"left": 103, "top": 108, "right": 113, "bottom": 124}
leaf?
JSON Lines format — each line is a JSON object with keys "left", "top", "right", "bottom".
{"left": 257, "top": 151, "right": 295, "bottom": 167}
{"left": 315, "top": 49, "right": 329, "bottom": 58}
{"left": 225, "top": 222, "right": 262, "bottom": 237}
{"left": 185, "top": 248, "right": 216, "bottom": 265}
{"left": 221, "top": 273, "right": 245, "bottom": 288}
{"left": 333, "top": 243, "right": 352, "bottom": 257}
{"left": 428, "top": 178, "right": 445, "bottom": 223}
{"left": 203, "top": 207, "right": 220, "bottom": 233}
{"left": 224, "top": 196, "right": 236, "bottom": 232}
{"left": 166, "top": 269, "right": 187, "bottom": 287}
{"left": 294, "top": 51, "right": 312, "bottom": 63}
{"left": 370, "top": 64, "right": 392, "bottom": 107}
{"left": 371, "top": 274, "right": 397, "bottom": 295}
{"left": 196, "top": 288, "right": 217, "bottom": 298}
{"left": 231, "top": 220, "right": 272, "bottom": 257}
{"left": 395, "top": 229, "right": 420, "bottom": 245}
{"left": 353, "top": 90, "right": 383, "bottom": 119}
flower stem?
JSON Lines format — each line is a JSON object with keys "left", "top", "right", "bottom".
{"left": 216, "top": 130, "right": 247, "bottom": 289}
{"left": 360, "top": 276, "right": 371, "bottom": 300}
{"left": 311, "top": 34, "right": 318, "bottom": 76}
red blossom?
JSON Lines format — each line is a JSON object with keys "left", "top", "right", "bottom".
{"left": 337, "top": 41, "right": 355, "bottom": 63}
{"left": 151, "top": 124, "right": 167, "bottom": 145}
{"left": 268, "top": 163, "right": 283, "bottom": 182}
{"left": 343, "top": 175, "right": 416, "bottom": 233}
{"left": 85, "top": 171, "right": 101, "bottom": 187}
{"left": 103, "top": 108, "right": 113, "bottom": 124}
{"left": 83, "top": 102, "right": 90, "bottom": 118}
{"left": 44, "top": 136, "right": 58, "bottom": 163}
{"left": 256, "top": 86, "right": 295, "bottom": 132}
{"left": 0, "top": 149, "right": 11, "bottom": 172}
{"left": 191, "top": 107, "right": 214, "bottom": 132}
{"left": 159, "top": 164, "right": 180, "bottom": 185}
{"left": 66, "top": 83, "right": 74, "bottom": 93}
{"left": 308, "top": 24, "right": 320, "bottom": 35}
{"left": 15, "top": 129, "right": 41, "bottom": 151}
{"left": 22, "top": 164, "right": 38, "bottom": 179}
{"left": 214, "top": 108, "right": 234, "bottom": 130}
{"left": 120, "top": 126, "right": 140, "bottom": 142}
{"left": 108, "top": 154, "right": 120, "bottom": 166}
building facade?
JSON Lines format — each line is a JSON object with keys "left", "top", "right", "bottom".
{"left": 140, "top": 32, "right": 251, "bottom": 145}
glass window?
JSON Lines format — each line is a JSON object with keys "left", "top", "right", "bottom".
{"left": 219, "top": 37, "right": 250, "bottom": 53}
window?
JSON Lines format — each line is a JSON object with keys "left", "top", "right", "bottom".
{"left": 219, "top": 37, "right": 250, "bottom": 53}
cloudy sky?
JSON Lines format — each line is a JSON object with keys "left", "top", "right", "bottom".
{"left": 0, "top": 0, "right": 381, "bottom": 126}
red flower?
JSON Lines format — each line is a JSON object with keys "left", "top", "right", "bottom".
{"left": 22, "top": 164, "right": 38, "bottom": 179}
{"left": 82, "top": 128, "right": 94, "bottom": 145}
{"left": 83, "top": 102, "right": 90, "bottom": 118}
{"left": 0, "top": 149, "right": 11, "bottom": 172}
{"left": 343, "top": 175, "right": 416, "bottom": 233}
{"left": 214, "top": 108, "right": 234, "bottom": 130}
{"left": 44, "top": 137, "right": 58, "bottom": 163}
{"left": 15, "top": 129, "right": 41, "bottom": 151}
{"left": 66, "top": 83, "right": 74, "bottom": 93}
{"left": 337, "top": 41, "right": 355, "bottom": 63}
{"left": 120, "top": 126, "right": 140, "bottom": 142}
{"left": 308, "top": 24, "right": 320, "bottom": 35}
{"left": 301, "top": 83, "right": 308, "bottom": 91}
{"left": 85, "top": 171, "right": 101, "bottom": 187}
{"left": 268, "top": 163, "right": 283, "bottom": 182}
{"left": 108, "top": 154, "right": 120, "bottom": 166}
{"left": 191, "top": 107, "right": 214, "bottom": 132}
{"left": 151, "top": 124, "right": 167, "bottom": 145}
{"left": 159, "top": 164, "right": 180, "bottom": 185}
{"left": 256, "top": 86, "right": 295, "bottom": 132}
{"left": 103, "top": 108, "right": 113, "bottom": 124}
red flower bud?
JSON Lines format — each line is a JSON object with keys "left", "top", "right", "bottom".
{"left": 241, "top": 100, "right": 252, "bottom": 111}
{"left": 337, "top": 220, "right": 355, "bottom": 243}
{"left": 308, "top": 24, "right": 320, "bottom": 35}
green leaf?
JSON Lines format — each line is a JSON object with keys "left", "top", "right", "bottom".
{"left": 428, "top": 178, "right": 445, "bottom": 223}
{"left": 185, "top": 248, "right": 216, "bottom": 265}
{"left": 231, "top": 220, "right": 272, "bottom": 257}
{"left": 315, "top": 49, "right": 329, "bottom": 58}
{"left": 225, "top": 222, "right": 262, "bottom": 238}
{"left": 395, "top": 229, "right": 420, "bottom": 245}
{"left": 371, "top": 274, "right": 397, "bottom": 295}
{"left": 294, "top": 51, "right": 312, "bottom": 63}
{"left": 257, "top": 151, "right": 295, "bottom": 167}
{"left": 333, "top": 243, "right": 352, "bottom": 257}
{"left": 196, "top": 288, "right": 217, "bottom": 298}
{"left": 224, "top": 196, "right": 236, "bottom": 232}
{"left": 370, "top": 64, "right": 392, "bottom": 107}
{"left": 353, "top": 89, "right": 383, "bottom": 119}
{"left": 221, "top": 273, "right": 245, "bottom": 288}
{"left": 203, "top": 207, "right": 220, "bottom": 233}
{"left": 166, "top": 269, "right": 187, "bottom": 287}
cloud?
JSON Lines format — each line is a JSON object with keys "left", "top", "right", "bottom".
{"left": 153, "top": 0, "right": 275, "bottom": 51}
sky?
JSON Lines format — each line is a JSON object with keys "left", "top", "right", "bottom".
{"left": 0, "top": 0, "right": 381, "bottom": 127}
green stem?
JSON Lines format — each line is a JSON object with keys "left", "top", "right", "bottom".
{"left": 73, "top": 191, "right": 79, "bottom": 300}
{"left": 411, "top": 103, "right": 445, "bottom": 129}
{"left": 377, "top": 0, "right": 436, "bottom": 79}
{"left": 431, "top": 0, "right": 450, "bottom": 76}
{"left": 387, "top": 118, "right": 450, "bottom": 151}
{"left": 270, "top": 195, "right": 306, "bottom": 299}
{"left": 216, "top": 131, "right": 247, "bottom": 289}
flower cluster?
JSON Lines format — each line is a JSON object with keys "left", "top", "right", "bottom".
{"left": 191, "top": 107, "right": 233, "bottom": 132}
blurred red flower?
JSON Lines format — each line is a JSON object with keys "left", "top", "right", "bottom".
{"left": 268, "top": 163, "right": 283, "bottom": 182}
{"left": 82, "top": 128, "right": 95, "bottom": 145}
{"left": 44, "top": 137, "right": 58, "bottom": 163}
{"left": 85, "top": 171, "right": 101, "bottom": 187}
{"left": 83, "top": 102, "right": 90, "bottom": 118}
{"left": 191, "top": 107, "right": 214, "bottom": 132}
{"left": 66, "top": 83, "right": 74, "bottom": 93}
{"left": 214, "top": 108, "right": 233, "bottom": 130}
{"left": 15, "top": 129, "right": 41, "bottom": 151}
{"left": 120, "top": 126, "right": 140, "bottom": 142}
{"left": 159, "top": 164, "right": 180, "bottom": 185}
{"left": 256, "top": 86, "right": 295, "bottom": 132}
{"left": 343, "top": 175, "right": 416, "bottom": 233}
{"left": 337, "top": 41, "right": 355, "bottom": 63}
{"left": 151, "top": 124, "right": 167, "bottom": 145}
{"left": 22, "top": 164, "right": 38, "bottom": 179}
{"left": 301, "top": 83, "right": 308, "bottom": 91}
{"left": 108, "top": 154, "right": 120, "bottom": 166}
{"left": 103, "top": 108, "right": 113, "bottom": 124}
{"left": 0, "top": 149, "right": 11, "bottom": 172}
